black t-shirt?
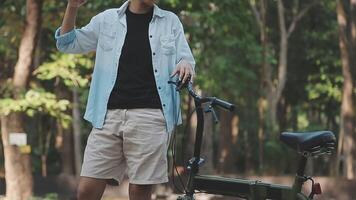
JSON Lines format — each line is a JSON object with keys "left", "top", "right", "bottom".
{"left": 107, "top": 6, "right": 162, "bottom": 109}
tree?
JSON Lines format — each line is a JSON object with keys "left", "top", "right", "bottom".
{"left": 250, "top": 0, "right": 319, "bottom": 133}
{"left": 249, "top": 0, "right": 269, "bottom": 171}
{"left": 335, "top": 0, "right": 355, "bottom": 179}
{"left": 0, "top": 0, "right": 42, "bottom": 199}
{"left": 33, "top": 53, "right": 93, "bottom": 176}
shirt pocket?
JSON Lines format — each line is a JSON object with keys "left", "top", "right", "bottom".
{"left": 98, "top": 22, "right": 116, "bottom": 51}
{"left": 160, "top": 34, "right": 176, "bottom": 55}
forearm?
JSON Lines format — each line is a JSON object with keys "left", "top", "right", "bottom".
{"left": 60, "top": 4, "right": 79, "bottom": 35}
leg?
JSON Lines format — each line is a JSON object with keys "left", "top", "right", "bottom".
{"left": 77, "top": 177, "right": 107, "bottom": 200}
{"left": 129, "top": 183, "right": 154, "bottom": 200}
{"left": 123, "top": 109, "right": 170, "bottom": 200}
{"left": 80, "top": 109, "right": 127, "bottom": 193}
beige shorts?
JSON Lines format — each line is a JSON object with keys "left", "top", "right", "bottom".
{"left": 80, "top": 108, "right": 172, "bottom": 185}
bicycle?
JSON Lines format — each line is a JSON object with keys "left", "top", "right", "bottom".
{"left": 168, "top": 79, "right": 336, "bottom": 200}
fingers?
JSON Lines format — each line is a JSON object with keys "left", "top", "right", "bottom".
{"left": 182, "top": 68, "right": 190, "bottom": 83}
{"left": 183, "top": 62, "right": 194, "bottom": 83}
{"left": 190, "top": 72, "right": 195, "bottom": 83}
{"left": 171, "top": 62, "right": 195, "bottom": 84}
{"left": 170, "top": 68, "right": 179, "bottom": 78}
{"left": 179, "top": 67, "right": 186, "bottom": 81}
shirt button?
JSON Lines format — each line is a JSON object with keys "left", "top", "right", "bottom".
{"left": 150, "top": 35, "right": 153, "bottom": 38}
{"left": 158, "top": 87, "right": 161, "bottom": 90}
{"left": 163, "top": 104, "right": 166, "bottom": 107}
{"left": 154, "top": 69, "right": 158, "bottom": 73}
{"left": 153, "top": 52, "right": 156, "bottom": 56}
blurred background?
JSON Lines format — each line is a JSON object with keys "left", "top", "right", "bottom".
{"left": 1, "top": 0, "right": 356, "bottom": 199}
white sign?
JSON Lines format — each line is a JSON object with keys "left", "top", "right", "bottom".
{"left": 9, "top": 133, "right": 27, "bottom": 146}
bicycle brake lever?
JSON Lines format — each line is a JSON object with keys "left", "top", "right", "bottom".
{"left": 204, "top": 104, "right": 219, "bottom": 123}
{"left": 211, "top": 108, "right": 219, "bottom": 123}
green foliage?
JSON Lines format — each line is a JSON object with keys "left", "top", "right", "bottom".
{"left": 307, "top": 75, "right": 342, "bottom": 101}
{"left": 0, "top": 0, "right": 346, "bottom": 178}
{"left": 282, "top": 1, "right": 341, "bottom": 133}
{"left": 33, "top": 53, "right": 93, "bottom": 88}
{"left": 0, "top": 89, "right": 71, "bottom": 128}
{"left": 264, "top": 140, "right": 288, "bottom": 174}
{"left": 180, "top": 0, "right": 260, "bottom": 102}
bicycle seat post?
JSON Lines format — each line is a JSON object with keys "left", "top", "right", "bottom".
{"left": 291, "top": 155, "right": 308, "bottom": 199}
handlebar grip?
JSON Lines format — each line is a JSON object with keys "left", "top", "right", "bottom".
{"left": 214, "top": 98, "right": 235, "bottom": 111}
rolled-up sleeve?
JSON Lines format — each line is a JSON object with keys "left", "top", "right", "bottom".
{"left": 54, "top": 13, "right": 101, "bottom": 54}
{"left": 55, "top": 28, "right": 76, "bottom": 45}
{"left": 175, "top": 18, "right": 196, "bottom": 74}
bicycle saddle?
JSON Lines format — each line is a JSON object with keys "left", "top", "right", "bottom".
{"left": 280, "top": 131, "right": 336, "bottom": 156}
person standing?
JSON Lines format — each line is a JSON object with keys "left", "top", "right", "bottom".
{"left": 55, "top": 0, "right": 196, "bottom": 199}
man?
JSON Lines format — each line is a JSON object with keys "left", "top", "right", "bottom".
{"left": 55, "top": 0, "right": 196, "bottom": 199}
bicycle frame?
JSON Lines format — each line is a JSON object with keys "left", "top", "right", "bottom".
{"left": 180, "top": 90, "right": 310, "bottom": 200}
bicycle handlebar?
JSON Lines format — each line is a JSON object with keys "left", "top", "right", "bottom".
{"left": 168, "top": 80, "right": 235, "bottom": 112}
{"left": 209, "top": 97, "right": 235, "bottom": 111}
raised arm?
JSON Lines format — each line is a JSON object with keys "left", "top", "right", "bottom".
{"left": 60, "top": 0, "right": 86, "bottom": 35}
{"left": 55, "top": 0, "right": 101, "bottom": 54}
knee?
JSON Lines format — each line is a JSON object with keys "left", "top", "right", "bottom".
{"left": 76, "top": 186, "right": 88, "bottom": 200}
{"left": 76, "top": 177, "right": 106, "bottom": 200}
{"left": 76, "top": 184, "right": 99, "bottom": 200}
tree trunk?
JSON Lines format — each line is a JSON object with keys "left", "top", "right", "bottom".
{"left": 41, "top": 155, "right": 47, "bottom": 177}
{"left": 1, "top": 114, "right": 33, "bottom": 200}
{"left": 72, "top": 87, "right": 83, "bottom": 176}
{"left": 350, "top": 0, "right": 356, "bottom": 176}
{"left": 250, "top": 0, "right": 269, "bottom": 171}
{"left": 1, "top": 0, "right": 42, "bottom": 199}
{"left": 335, "top": 0, "right": 355, "bottom": 179}
{"left": 12, "top": 0, "right": 42, "bottom": 94}
{"left": 55, "top": 84, "right": 75, "bottom": 175}
{"left": 270, "top": 0, "right": 289, "bottom": 132}
{"left": 256, "top": 0, "right": 316, "bottom": 134}
{"left": 58, "top": 122, "right": 75, "bottom": 175}
{"left": 251, "top": 0, "right": 289, "bottom": 134}
{"left": 257, "top": 99, "right": 266, "bottom": 172}
{"left": 200, "top": 104, "right": 214, "bottom": 174}
{"left": 243, "top": 130, "right": 253, "bottom": 174}
{"left": 217, "top": 112, "right": 236, "bottom": 174}
{"left": 351, "top": 0, "right": 356, "bottom": 47}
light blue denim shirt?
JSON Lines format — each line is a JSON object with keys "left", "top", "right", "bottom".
{"left": 54, "top": 0, "right": 196, "bottom": 134}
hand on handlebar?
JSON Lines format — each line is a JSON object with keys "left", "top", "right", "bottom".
{"left": 170, "top": 60, "right": 195, "bottom": 84}
{"left": 167, "top": 79, "right": 235, "bottom": 112}
{"left": 168, "top": 76, "right": 192, "bottom": 91}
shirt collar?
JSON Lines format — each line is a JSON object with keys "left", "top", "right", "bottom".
{"left": 117, "top": 0, "right": 165, "bottom": 18}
